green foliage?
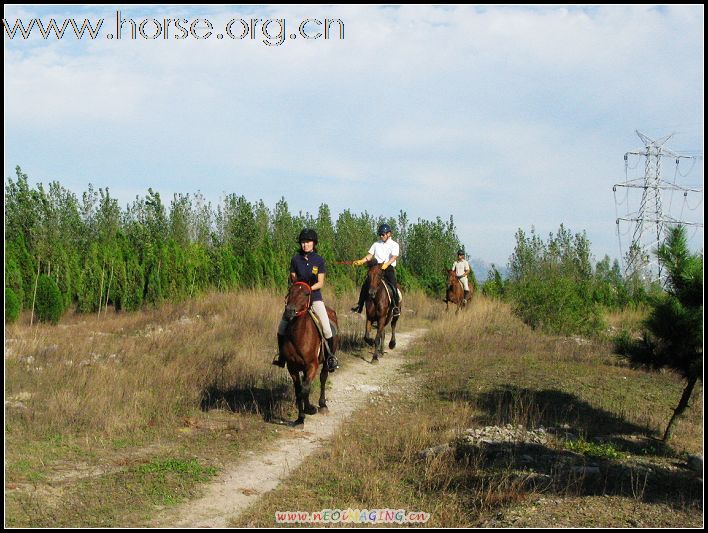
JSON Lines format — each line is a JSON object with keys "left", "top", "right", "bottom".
{"left": 563, "top": 438, "right": 626, "bottom": 460}
{"left": 5, "top": 287, "right": 21, "bottom": 323}
{"left": 481, "top": 264, "right": 505, "bottom": 299}
{"left": 35, "top": 274, "right": 64, "bottom": 324}
{"left": 615, "top": 226, "right": 703, "bottom": 380}
{"left": 405, "top": 216, "right": 461, "bottom": 295}
{"left": 505, "top": 225, "right": 605, "bottom": 336}
{"left": 6, "top": 235, "right": 34, "bottom": 308}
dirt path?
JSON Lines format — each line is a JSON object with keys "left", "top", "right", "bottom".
{"left": 154, "top": 327, "right": 427, "bottom": 528}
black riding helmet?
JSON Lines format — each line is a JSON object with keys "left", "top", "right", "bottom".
{"left": 457, "top": 249, "right": 465, "bottom": 256}
{"left": 297, "top": 228, "right": 318, "bottom": 244}
{"left": 378, "top": 223, "right": 392, "bottom": 235}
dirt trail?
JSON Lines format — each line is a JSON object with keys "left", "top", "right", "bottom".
{"left": 154, "top": 327, "right": 427, "bottom": 528}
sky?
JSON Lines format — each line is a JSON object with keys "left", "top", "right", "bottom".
{"left": 4, "top": 4, "right": 704, "bottom": 267}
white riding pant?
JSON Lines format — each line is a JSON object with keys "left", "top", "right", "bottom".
{"left": 278, "top": 300, "right": 332, "bottom": 339}
{"left": 458, "top": 276, "right": 470, "bottom": 292}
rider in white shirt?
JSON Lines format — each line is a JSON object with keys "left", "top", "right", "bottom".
{"left": 351, "top": 223, "right": 400, "bottom": 316}
{"left": 452, "top": 249, "right": 471, "bottom": 303}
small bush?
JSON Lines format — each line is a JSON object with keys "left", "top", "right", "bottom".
{"left": 5, "top": 287, "right": 21, "bottom": 323}
{"left": 35, "top": 275, "right": 64, "bottom": 324}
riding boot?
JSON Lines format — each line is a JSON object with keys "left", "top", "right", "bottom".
{"left": 392, "top": 289, "right": 401, "bottom": 317}
{"left": 351, "top": 282, "right": 367, "bottom": 313}
{"left": 463, "top": 290, "right": 470, "bottom": 304}
{"left": 326, "top": 337, "right": 339, "bottom": 372}
{"left": 272, "top": 334, "right": 287, "bottom": 367}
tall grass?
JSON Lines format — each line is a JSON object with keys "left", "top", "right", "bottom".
{"left": 5, "top": 288, "right": 369, "bottom": 442}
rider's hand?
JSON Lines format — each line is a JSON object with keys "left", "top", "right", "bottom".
{"left": 381, "top": 262, "right": 389, "bottom": 270}
{"left": 353, "top": 259, "right": 365, "bottom": 266}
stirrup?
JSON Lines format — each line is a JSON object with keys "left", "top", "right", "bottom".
{"left": 351, "top": 304, "right": 362, "bottom": 313}
{"left": 392, "top": 306, "right": 401, "bottom": 317}
{"left": 327, "top": 356, "right": 339, "bottom": 372}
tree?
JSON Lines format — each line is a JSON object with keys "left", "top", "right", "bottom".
{"left": 35, "top": 274, "right": 64, "bottom": 324}
{"left": 506, "top": 225, "right": 604, "bottom": 335}
{"left": 5, "top": 287, "right": 21, "bottom": 323}
{"left": 482, "top": 264, "right": 505, "bottom": 299}
{"left": 615, "top": 226, "right": 703, "bottom": 441}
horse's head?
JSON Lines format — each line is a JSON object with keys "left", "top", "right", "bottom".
{"left": 366, "top": 260, "right": 383, "bottom": 300}
{"left": 446, "top": 269, "right": 457, "bottom": 286}
{"left": 284, "top": 282, "right": 311, "bottom": 321}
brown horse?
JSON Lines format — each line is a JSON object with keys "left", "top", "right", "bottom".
{"left": 444, "top": 269, "right": 466, "bottom": 313}
{"left": 281, "top": 282, "right": 339, "bottom": 425}
{"left": 363, "top": 261, "right": 401, "bottom": 363}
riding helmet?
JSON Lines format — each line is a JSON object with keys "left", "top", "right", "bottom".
{"left": 297, "top": 228, "right": 318, "bottom": 244}
{"left": 457, "top": 249, "right": 465, "bottom": 256}
{"left": 378, "top": 223, "right": 392, "bottom": 235}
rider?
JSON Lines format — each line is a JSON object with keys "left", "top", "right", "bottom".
{"left": 273, "top": 228, "right": 339, "bottom": 372}
{"left": 452, "top": 249, "right": 471, "bottom": 303}
{"left": 350, "top": 223, "right": 401, "bottom": 316}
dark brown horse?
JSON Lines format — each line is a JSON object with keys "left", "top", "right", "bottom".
{"left": 281, "top": 282, "right": 339, "bottom": 425}
{"left": 444, "top": 269, "right": 466, "bottom": 313}
{"left": 363, "top": 261, "right": 401, "bottom": 363}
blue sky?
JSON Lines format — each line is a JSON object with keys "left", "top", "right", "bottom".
{"left": 4, "top": 4, "right": 704, "bottom": 266}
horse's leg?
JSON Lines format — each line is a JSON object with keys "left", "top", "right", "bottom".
{"left": 291, "top": 371, "right": 305, "bottom": 426}
{"left": 302, "top": 363, "right": 318, "bottom": 416}
{"left": 375, "top": 313, "right": 385, "bottom": 358}
{"left": 364, "top": 318, "right": 374, "bottom": 346}
{"left": 389, "top": 313, "right": 398, "bottom": 350}
{"left": 318, "top": 363, "right": 329, "bottom": 413}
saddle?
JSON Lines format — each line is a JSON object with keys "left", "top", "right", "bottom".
{"left": 307, "top": 308, "right": 337, "bottom": 362}
{"left": 381, "top": 280, "right": 403, "bottom": 309}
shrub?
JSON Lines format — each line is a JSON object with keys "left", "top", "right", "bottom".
{"left": 505, "top": 225, "right": 605, "bottom": 336}
{"left": 35, "top": 275, "right": 64, "bottom": 324}
{"left": 5, "top": 287, "right": 21, "bottom": 323}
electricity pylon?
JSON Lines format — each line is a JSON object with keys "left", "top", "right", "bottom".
{"left": 614, "top": 130, "right": 703, "bottom": 281}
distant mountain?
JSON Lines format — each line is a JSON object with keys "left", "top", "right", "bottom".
{"left": 469, "top": 258, "right": 509, "bottom": 283}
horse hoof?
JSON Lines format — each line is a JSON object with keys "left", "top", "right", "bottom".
{"left": 365, "top": 338, "right": 374, "bottom": 346}
{"left": 389, "top": 340, "right": 396, "bottom": 349}
{"left": 318, "top": 406, "right": 329, "bottom": 415}
{"left": 371, "top": 357, "right": 379, "bottom": 364}
{"left": 305, "top": 405, "right": 318, "bottom": 415}
{"left": 293, "top": 417, "right": 305, "bottom": 427}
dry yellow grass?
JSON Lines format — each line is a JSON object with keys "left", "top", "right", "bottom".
{"left": 6, "top": 290, "right": 297, "bottom": 440}
{"left": 231, "top": 293, "right": 702, "bottom": 528}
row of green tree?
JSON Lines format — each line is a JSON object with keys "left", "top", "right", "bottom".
{"left": 5, "top": 166, "right": 464, "bottom": 323}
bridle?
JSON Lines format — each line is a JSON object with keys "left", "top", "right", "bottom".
{"left": 289, "top": 281, "right": 312, "bottom": 318}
